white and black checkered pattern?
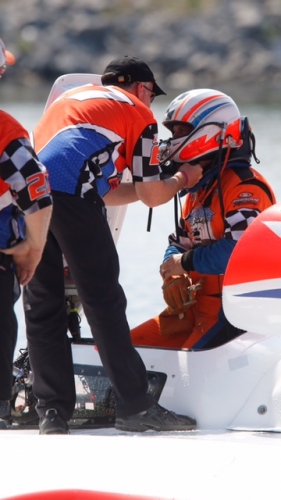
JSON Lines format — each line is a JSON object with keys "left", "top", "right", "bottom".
{"left": 131, "top": 123, "right": 161, "bottom": 182}
{"left": 0, "top": 137, "right": 52, "bottom": 214}
{"left": 225, "top": 208, "right": 259, "bottom": 241}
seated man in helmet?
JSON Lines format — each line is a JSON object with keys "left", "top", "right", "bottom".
{"left": 131, "top": 88, "right": 276, "bottom": 350}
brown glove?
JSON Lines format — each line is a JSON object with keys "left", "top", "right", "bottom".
{"left": 162, "top": 274, "right": 203, "bottom": 314}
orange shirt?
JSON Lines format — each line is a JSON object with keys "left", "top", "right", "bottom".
{"left": 0, "top": 110, "right": 52, "bottom": 248}
{"left": 33, "top": 84, "right": 161, "bottom": 198}
{"left": 180, "top": 165, "right": 276, "bottom": 294}
{"left": 0, "top": 110, "right": 30, "bottom": 198}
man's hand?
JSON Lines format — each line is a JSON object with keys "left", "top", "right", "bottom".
{"left": 0, "top": 205, "right": 52, "bottom": 285}
{"left": 0, "top": 241, "right": 42, "bottom": 285}
{"left": 160, "top": 254, "right": 185, "bottom": 279}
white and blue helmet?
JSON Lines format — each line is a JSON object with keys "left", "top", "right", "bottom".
{"left": 161, "top": 89, "right": 243, "bottom": 163}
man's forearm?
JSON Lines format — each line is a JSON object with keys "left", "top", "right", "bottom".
{"left": 25, "top": 206, "right": 53, "bottom": 251}
{"left": 103, "top": 183, "right": 138, "bottom": 206}
{"left": 135, "top": 173, "right": 186, "bottom": 207}
{"left": 135, "top": 163, "right": 203, "bottom": 208}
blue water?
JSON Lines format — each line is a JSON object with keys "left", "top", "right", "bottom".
{"left": 1, "top": 98, "right": 281, "bottom": 356}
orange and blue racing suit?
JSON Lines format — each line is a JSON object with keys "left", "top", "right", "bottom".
{"left": 32, "top": 83, "right": 161, "bottom": 198}
{"left": 25, "top": 84, "right": 163, "bottom": 421}
{"left": 131, "top": 159, "right": 276, "bottom": 350}
{"left": 0, "top": 110, "right": 52, "bottom": 400}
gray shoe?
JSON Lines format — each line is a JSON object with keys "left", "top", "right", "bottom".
{"left": 39, "top": 408, "right": 69, "bottom": 435}
{"left": 115, "top": 403, "right": 196, "bottom": 432}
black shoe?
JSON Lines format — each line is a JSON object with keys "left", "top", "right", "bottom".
{"left": 39, "top": 408, "right": 69, "bottom": 435}
{"left": 115, "top": 403, "right": 196, "bottom": 432}
{"left": 0, "top": 400, "right": 12, "bottom": 430}
{"left": 0, "top": 400, "right": 10, "bottom": 419}
{"left": 0, "top": 418, "right": 12, "bottom": 429}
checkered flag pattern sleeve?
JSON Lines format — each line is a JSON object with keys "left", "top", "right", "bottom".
{"left": 0, "top": 138, "right": 52, "bottom": 214}
{"left": 225, "top": 208, "right": 260, "bottom": 241}
{"left": 131, "top": 123, "right": 161, "bottom": 182}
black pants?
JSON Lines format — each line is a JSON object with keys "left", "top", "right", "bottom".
{"left": 0, "top": 254, "right": 19, "bottom": 401}
{"left": 24, "top": 193, "right": 153, "bottom": 420}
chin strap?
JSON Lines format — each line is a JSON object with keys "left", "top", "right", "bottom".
{"left": 147, "top": 207, "right": 153, "bottom": 232}
{"left": 174, "top": 194, "right": 180, "bottom": 242}
{"left": 146, "top": 195, "right": 181, "bottom": 241}
{"left": 217, "top": 143, "right": 231, "bottom": 220}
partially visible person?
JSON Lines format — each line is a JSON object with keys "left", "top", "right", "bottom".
{"left": 131, "top": 88, "right": 276, "bottom": 350}
{"left": 0, "top": 39, "right": 53, "bottom": 427}
{"left": 25, "top": 56, "right": 200, "bottom": 434}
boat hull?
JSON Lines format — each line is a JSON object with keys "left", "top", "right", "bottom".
{"left": 72, "top": 332, "right": 281, "bottom": 432}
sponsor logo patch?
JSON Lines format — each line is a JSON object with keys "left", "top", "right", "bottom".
{"left": 233, "top": 192, "right": 259, "bottom": 206}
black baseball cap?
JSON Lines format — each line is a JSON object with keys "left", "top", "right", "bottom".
{"left": 101, "top": 56, "right": 166, "bottom": 96}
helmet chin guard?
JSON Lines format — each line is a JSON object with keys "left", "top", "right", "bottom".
{"left": 161, "top": 89, "right": 243, "bottom": 164}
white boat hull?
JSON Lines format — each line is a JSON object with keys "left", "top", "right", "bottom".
{"left": 71, "top": 331, "right": 281, "bottom": 433}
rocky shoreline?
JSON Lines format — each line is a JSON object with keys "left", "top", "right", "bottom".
{"left": 0, "top": 0, "right": 281, "bottom": 104}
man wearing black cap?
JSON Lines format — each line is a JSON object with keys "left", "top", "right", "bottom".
{"left": 26, "top": 55, "right": 200, "bottom": 434}
{"left": 101, "top": 55, "right": 165, "bottom": 98}
{"left": 99, "top": 56, "right": 202, "bottom": 207}
{"left": 0, "top": 39, "right": 53, "bottom": 427}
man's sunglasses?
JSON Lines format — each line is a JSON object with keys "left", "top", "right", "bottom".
{"left": 137, "top": 82, "right": 156, "bottom": 103}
